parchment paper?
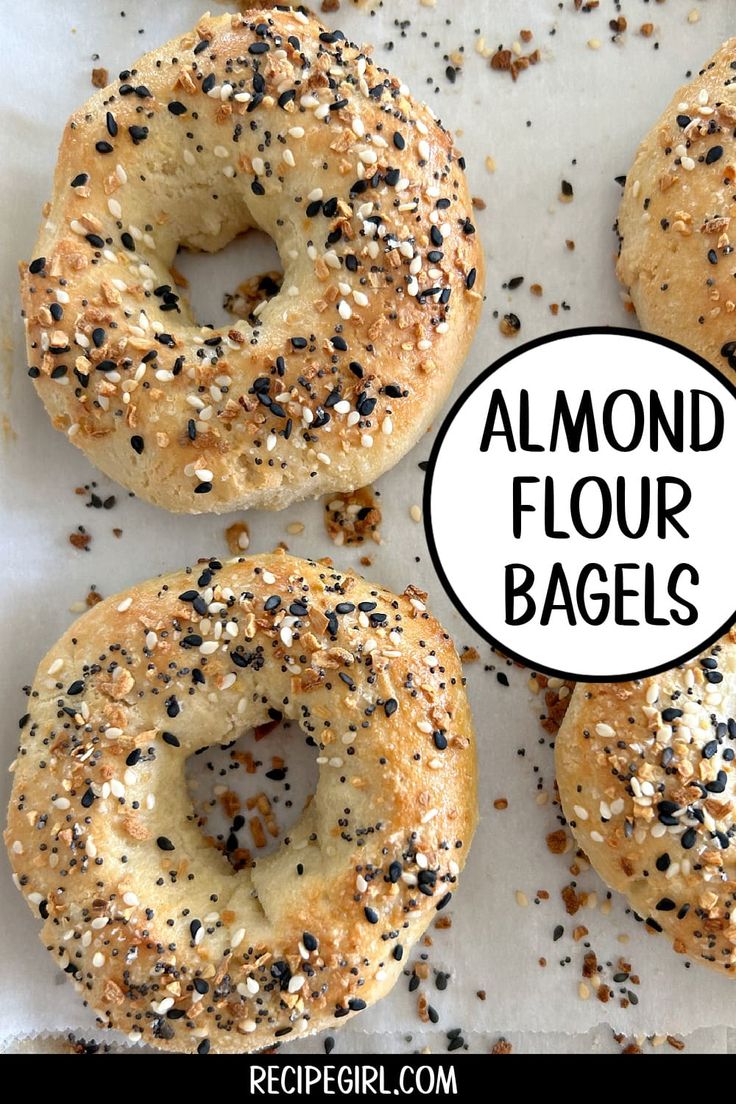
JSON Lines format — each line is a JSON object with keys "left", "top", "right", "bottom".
{"left": 3, "top": 0, "right": 736, "bottom": 1051}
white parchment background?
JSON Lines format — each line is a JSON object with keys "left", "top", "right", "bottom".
{"left": 2, "top": 0, "right": 736, "bottom": 1053}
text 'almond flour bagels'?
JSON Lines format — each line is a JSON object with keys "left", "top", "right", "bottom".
{"left": 617, "top": 38, "right": 736, "bottom": 377}
{"left": 556, "top": 632, "right": 736, "bottom": 976}
{"left": 20, "top": 7, "right": 484, "bottom": 513}
{"left": 5, "top": 552, "right": 477, "bottom": 1053}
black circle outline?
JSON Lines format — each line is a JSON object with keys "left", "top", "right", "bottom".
{"left": 423, "top": 325, "right": 736, "bottom": 683}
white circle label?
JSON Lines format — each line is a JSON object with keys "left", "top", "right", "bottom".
{"left": 425, "top": 329, "right": 736, "bottom": 680}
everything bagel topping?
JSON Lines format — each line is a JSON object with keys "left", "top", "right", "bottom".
{"left": 557, "top": 631, "right": 736, "bottom": 973}
{"left": 6, "top": 553, "right": 476, "bottom": 1053}
{"left": 20, "top": 6, "right": 483, "bottom": 513}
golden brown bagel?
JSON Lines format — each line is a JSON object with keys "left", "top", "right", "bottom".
{"left": 20, "top": 7, "right": 483, "bottom": 513}
{"left": 5, "top": 552, "right": 477, "bottom": 1053}
{"left": 617, "top": 38, "right": 736, "bottom": 376}
{"left": 556, "top": 631, "right": 736, "bottom": 975}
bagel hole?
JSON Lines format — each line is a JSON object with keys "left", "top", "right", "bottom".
{"left": 174, "top": 229, "right": 283, "bottom": 330}
{"left": 185, "top": 717, "right": 318, "bottom": 869}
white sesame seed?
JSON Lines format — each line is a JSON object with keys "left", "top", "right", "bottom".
{"left": 594, "top": 722, "right": 615, "bottom": 738}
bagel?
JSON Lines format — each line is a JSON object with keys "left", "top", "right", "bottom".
{"left": 5, "top": 552, "right": 477, "bottom": 1053}
{"left": 20, "top": 6, "right": 484, "bottom": 513}
{"left": 617, "top": 38, "right": 736, "bottom": 377}
{"left": 556, "top": 631, "right": 736, "bottom": 975}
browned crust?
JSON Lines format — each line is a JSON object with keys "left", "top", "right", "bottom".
{"left": 556, "top": 629, "right": 736, "bottom": 976}
{"left": 20, "top": 8, "right": 484, "bottom": 514}
{"left": 617, "top": 37, "right": 736, "bottom": 376}
{"left": 5, "top": 551, "right": 477, "bottom": 1052}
